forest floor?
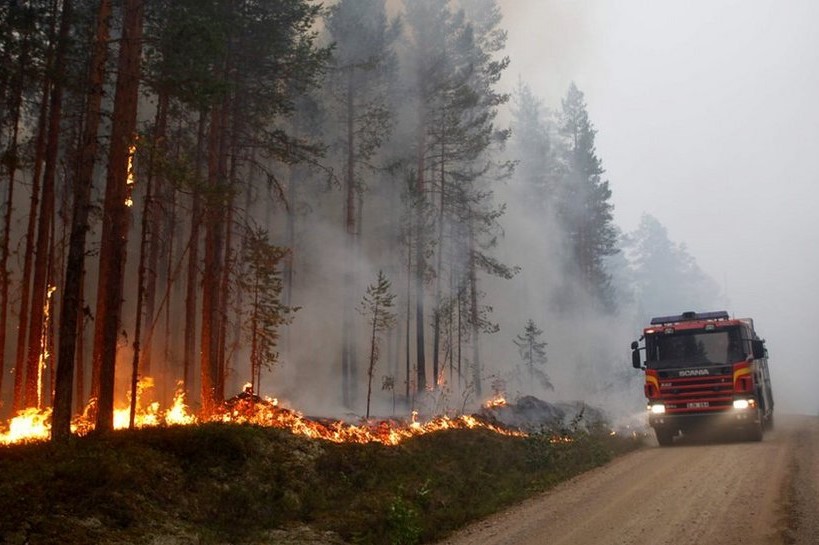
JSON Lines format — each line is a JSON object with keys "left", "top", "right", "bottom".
{"left": 0, "top": 419, "right": 642, "bottom": 545}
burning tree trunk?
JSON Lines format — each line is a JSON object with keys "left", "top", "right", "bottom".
{"left": 92, "top": 0, "right": 144, "bottom": 433}
{"left": 25, "top": 0, "right": 70, "bottom": 409}
{"left": 12, "top": 44, "right": 51, "bottom": 412}
{"left": 52, "top": 0, "right": 112, "bottom": 441}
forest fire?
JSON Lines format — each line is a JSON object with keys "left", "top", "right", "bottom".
{"left": 484, "top": 394, "right": 508, "bottom": 409}
{"left": 0, "top": 384, "right": 526, "bottom": 446}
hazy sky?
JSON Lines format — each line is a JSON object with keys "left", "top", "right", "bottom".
{"left": 498, "top": 0, "right": 819, "bottom": 414}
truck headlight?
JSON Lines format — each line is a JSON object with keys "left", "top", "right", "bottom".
{"left": 733, "top": 399, "right": 750, "bottom": 410}
{"left": 649, "top": 404, "right": 666, "bottom": 414}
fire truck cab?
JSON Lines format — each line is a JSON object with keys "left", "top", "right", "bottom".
{"left": 631, "top": 310, "right": 774, "bottom": 446}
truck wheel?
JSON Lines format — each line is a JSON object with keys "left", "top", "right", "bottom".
{"left": 765, "top": 413, "right": 775, "bottom": 431}
{"left": 655, "top": 428, "right": 675, "bottom": 447}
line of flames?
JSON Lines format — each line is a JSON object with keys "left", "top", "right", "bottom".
{"left": 0, "top": 386, "right": 531, "bottom": 447}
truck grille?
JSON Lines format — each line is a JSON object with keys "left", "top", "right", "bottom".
{"left": 658, "top": 368, "right": 733, "bottom": 412}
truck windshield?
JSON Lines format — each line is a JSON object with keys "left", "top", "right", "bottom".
{"left": 646, "top": 328, "right": 745, "bottom": 369}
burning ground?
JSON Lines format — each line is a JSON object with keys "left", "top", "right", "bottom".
{"left": 0, "top": 398, "right": 642, "bottom": 545}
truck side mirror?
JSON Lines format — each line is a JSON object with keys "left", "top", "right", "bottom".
{"left": 631, "top": 341, "right": 642, "bottom": 369}
{"left": 751, "top": 339, "right": 766, "bottom": 360}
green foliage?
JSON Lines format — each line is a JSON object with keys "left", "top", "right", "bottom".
{"left": 386, "top": 497, "right": 423, "bottom": 545}
{"left": 556, "top": 82, "right": 620, "bottom": 311}
{"left": 358, "top": 270, "right": 398, "bottom": 336}
{"left": 239, "top": 228, "right": 297, "bottom": 379}
{"left": 513, "top": 318, "right": 553, "bottom": 391}
{"left": 0, "top": 422, "right": 643, "bottom": 545}
{"left": 358, "top": 270, "right": 397, "bottom": 417}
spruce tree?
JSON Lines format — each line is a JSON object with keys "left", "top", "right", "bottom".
{"left": 557, "top": 82, "right": 619, "bottom": 311}
{"left": 513, "top": 319, "right": 553, "bottom": 392}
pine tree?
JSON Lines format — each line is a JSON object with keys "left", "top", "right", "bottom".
{"left": 513, "top": 319, "right": 552, "bottom": 392}
{"left": 357, "top": 270, "right": 397, "bottom": 419}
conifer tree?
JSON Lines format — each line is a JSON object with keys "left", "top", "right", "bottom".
{"left": 557, "top": 82, "right": 618, "bottom": 311}
{"left": 358, "top": 270, "right": 397, "bottom": 419}
{"left": 239, "top": 228, "right": 296, "bottom": 396}
{"left": 324, "top": 0, "right": 399, "bottom": 408}
{"left": 513, "top": 319, "right": 553, "bottom": 392}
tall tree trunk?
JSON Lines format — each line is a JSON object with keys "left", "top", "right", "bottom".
{"left": 53, "top": 0, "right": 112, "bottom": 440}
{"left": 200, "top": 104, "right": 226, "bottom": 417}
{"left": 0, "top": 19, "right": 32, "bottom": 397}
{"left": 92, "top": 0, "right": 144, "bottom": 433}
{"left": 25, "top": 0, "right": 67, "bottom": 409}
{"left": 341, "top": 74, "right": 357, "bottom": 408}
{"left": 141, "top": 92, "right": 169, "bottom": 378}
{"left": 432, "top": 134, "right": 446, "bottom": 389}
{"left": 183, "top": 112, "right": 206, "bottom": 397}
{"left": 73, "top": 271, "right": 87, "bottom": 415}
{"left": 468, "top": 221, "right": 482, "bottom": 397}
{"left": 216, "top": 191, "right": 233, "bottom": 402}
{"left": 405, "top": 239, "right": 411, "bottom": 402}
{"left": 128, "top": 126, "right": 159, "bottom": 428}
{"left": 414, "top": 127, "right": 427, "bottom": 394}
{"left": 13, "top": 52, "right": 50, "bottom": 412}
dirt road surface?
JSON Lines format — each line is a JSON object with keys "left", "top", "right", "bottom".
{"left": 437, "top": 414, "right": 819, "bottom": 545}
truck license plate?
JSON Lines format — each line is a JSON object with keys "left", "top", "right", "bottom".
{"left": 687, "top": 402, "right": 709, "bottom": 408}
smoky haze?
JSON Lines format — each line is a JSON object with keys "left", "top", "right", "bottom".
{"left": 497, "top": 0, "right": 819, "bottom": 415}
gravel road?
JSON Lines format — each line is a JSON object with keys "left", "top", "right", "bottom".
{"left": 436, "top": 414, "right": 819, "bottom": 545}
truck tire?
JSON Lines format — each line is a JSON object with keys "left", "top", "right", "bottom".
{"left": 655, "top": 428, "right": 675, "bottom": 447}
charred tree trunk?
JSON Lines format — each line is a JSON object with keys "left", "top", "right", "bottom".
{"left": 92, "top": 0, "right": 144, "bottom": 433}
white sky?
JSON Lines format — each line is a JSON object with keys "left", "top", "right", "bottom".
{"left": 498, "top": 0, "right": 819, "bottom": 414}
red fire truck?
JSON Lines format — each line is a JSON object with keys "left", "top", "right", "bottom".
{"left": 631, "top": 310, "right": 774, "bottom": 446}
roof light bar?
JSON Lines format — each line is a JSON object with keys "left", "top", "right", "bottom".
{"left": 649, "top": 310, "right": 729, "bottom": 325}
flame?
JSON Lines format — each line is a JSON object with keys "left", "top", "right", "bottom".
{"left": 36, "top": 285, "right": 57, "bottom": 408}
{"left": 483, "top": 394, "right": 507, "bottom": 409}
{"left": 1, "top": 382, "right": 526, "bottom": 446}
{"left": 124, "top": 141, "right": 137, "bottom": 207}
{"left": 1, "top": 408, "right": 52, "bottom": 444}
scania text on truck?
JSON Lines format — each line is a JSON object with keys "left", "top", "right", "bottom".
{"left": 630, "top": 310, "right": 774, "bottom": 446}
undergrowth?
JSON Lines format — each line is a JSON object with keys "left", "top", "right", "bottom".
{"left": 0, "top": 422, "right": 643, "bottom": 545}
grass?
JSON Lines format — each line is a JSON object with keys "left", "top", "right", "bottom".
{"left": 0, "top": 422, "right": 643, "bottom": 545}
